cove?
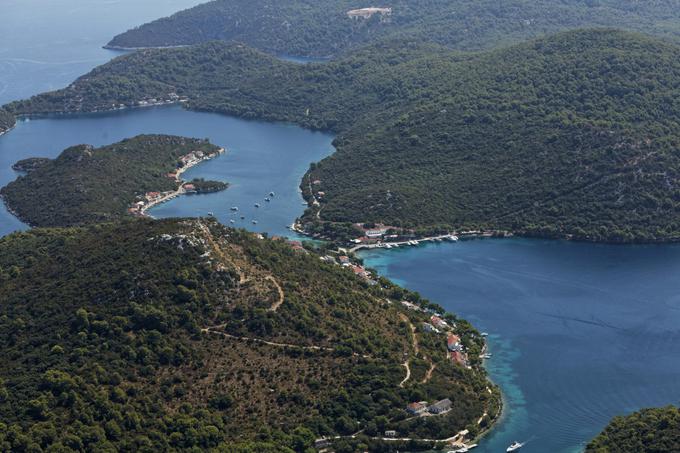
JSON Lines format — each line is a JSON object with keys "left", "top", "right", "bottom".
{"left": 360, "top": 239, "right": 680, "bottom": 452}
{"left": 0, "top": 106, "right": 335, "bottom": 237}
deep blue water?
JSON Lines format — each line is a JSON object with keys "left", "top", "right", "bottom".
{"left": 361, "top": 239, "right": 680, "bottom": 452}
{"left": 0, "top": 0, "right": 204, "bottom": 105}
{"left": 2, "top": 2, "right": 680, "bottom": 453}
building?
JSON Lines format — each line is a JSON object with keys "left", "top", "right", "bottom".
{"left": 347, "top": 7, "right": 392, "bottom": 19}
{"left": 314, "top": 438, "right": 331, "bottom": 449}
{"left": 365, "top": 228, "right": 388, "bottom": 238}
{"left": 406, "top": 401, "right": 428, "bottom": 415}
{"left": 450, "top": 350, "right": 468, "bottom": 366}
{"left": 401, "top": 300, "right": 423, "bottom": 311}
{"left": 447, "top": 333, "right": 462, "bottom": 351}
{"left": 430, "top": 315, "right": 449, "bottom": 330}
{"left": 183, "top": 183, "right": 196, "bottom": 192}
{"left": 145, "top": 191, "right": 161, "bottom": 201}
{"left": 339, "top": 255, "right": 351, "bottom": 264}
{"left": 384, "top": 430, "right": 397, "bottom": 438}
{"left": 428, "top": 398, "right": 452, "bottom": 414}
{"left": 422, "top": 322, "right": 439, "bottom": 334}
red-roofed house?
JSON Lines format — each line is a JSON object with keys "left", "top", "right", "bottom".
{"left": 450, "top": 350, "right": 467, "bottom": 366}
{"left": 447, "top": 333, "right": 462, "bottom": 351}
{"left": 430, "top": 315, "right": 448, "bottom": 330}
{"left": 406, "top": 401, "right": 428, "bottom": 415}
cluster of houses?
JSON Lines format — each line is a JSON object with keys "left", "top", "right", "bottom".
{"left": 349, "top": 223, "right": 403, "bottom": 245}
{"left": 286, "top": 240, "right": 308, "bottom": 254}
{"left": 318, "top": 253, "right": 378, "bottom": 285}
{"left": 134, "top": 92, "right": 187, "bottom": 108}
{"left": 422, "top": 314, "right": 470, "bottom": 368}
{"left": 127, "top": 148, "right": 224, "bottom": 216}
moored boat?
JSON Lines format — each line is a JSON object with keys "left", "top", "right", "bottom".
{"left": 506, "top": 441, "right": 524, "bottom": 452}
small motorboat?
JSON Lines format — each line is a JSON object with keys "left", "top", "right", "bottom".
{"left": 207, "top": 212, "right": 214, "bottom": 217}
{"left": 254, "top": 203, "right": 260, "bottom": 208}
{"left": 506, "top": 441, "right": 524, "bottom": 452}
{"left": 265, "top": 197, "right": 271, "bottom": 202}
{"left": 269, "top": 191, "right": 275, "bottom": 197}
{"left": 229, "top": 219, "right": 235, "bottom": 224}
{"left": 481, "top": 332, "right": 489, "bottom": 337}
{"left": 230, "top": 206, "right": 239, "bottom": 211}
{"left": 252, "top": 220, "right": 258, "bottom": 224}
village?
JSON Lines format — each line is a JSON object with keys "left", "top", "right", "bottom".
{"left": 127, "top": 147, "right": 225, "bottom": 217}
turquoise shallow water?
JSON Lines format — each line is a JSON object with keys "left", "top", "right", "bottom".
{"left": 2, "top": 2, "right": 680, "bottom": 452}
{"left": 361, "top": 240, "right": 680, "bottom": 452}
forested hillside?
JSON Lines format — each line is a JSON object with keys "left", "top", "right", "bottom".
{"left": 8, "top": 29, "right": 680, "bottom": 242}
{"left": 106, "top": 0, "right": 680, "bottom": 57}
{"left": 1, "top": 135, "right": 223, "bottom": 227}
{"left": 0, "top": 108, "right": 14, "bottom": 134}
{"left": 0, "top": 218, "right": 497, "bottom": 451}
{"left": 586, "top": 406, "right": 680, "bottom": 452}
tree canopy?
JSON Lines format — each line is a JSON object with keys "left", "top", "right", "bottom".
{"left": 9, "top": 29, "right": 680, "bottom": 242}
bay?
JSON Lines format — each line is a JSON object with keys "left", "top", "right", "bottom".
{"left": 361, "top": 239, "right": 680, "bottom": 452}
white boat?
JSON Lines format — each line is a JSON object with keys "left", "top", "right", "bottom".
{"left": 449, "top": 234, "right": 459, "bottom": 241}
{"left": 254, "top": 203, "right": 260, "bottom": 208}
{"left": 252, "top": 220, "right": 258, "bottom": 224}
{"left": 229, "top": 219, "right": 235, "bottom": 224}
{"left": 481, "top": 332, "right": 489, "bottom": 337}
{"left": 265, "top": 197, "right": 271, "bottom": 202}
{"left": 230, "top": 206, "right": 239, "bottom": 211}
{"left": 207, "top": 212, "right": 214, "bottom": 217}
{"left": 506, "top": 441, "right": 524, "bottom": 452}
{"left": 269, "top": 191, "right": 275, "bottom": 197}
{"left": 240, "top": 215, "right": 245, "bottom": 219}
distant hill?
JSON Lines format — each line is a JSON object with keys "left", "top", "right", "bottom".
{"left": 0, "top": 108, "right": 14, "bottom": 135}
{"left": 0, "top": 218, "right": 497, "bottom": 451}
{"left": 587, "top": 406, "right": 680, "bottom": 452}
{"left": 0, "top": 135, "right": 224, "bottom": 227}
{"left": 8, "top": 29, "right": 680, "bottom": 242}
{"left": 105, "top": 0, "right": 680, "bottom": 57}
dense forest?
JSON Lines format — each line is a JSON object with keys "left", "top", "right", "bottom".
{"left": 0, "top": 135, "right": 223, "bottom": 227}
{"left": 9, "top": 29, "right": 680, "bottom": 242}
{"left": 106, "top": 0, "right": 680, "bottom": 57}
{"left": 0, "top": 218, "right": 498, "bottom": 451}
{"left": 586, "top": 406, "right": 680, "bottom": 452}
{"left": 0, "top": 108, "right": 15, "bottom": 134}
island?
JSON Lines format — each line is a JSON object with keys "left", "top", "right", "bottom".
{"left": 7, "top": 30, "right": 680, "bottom": 243}
{"left": 0, "top": 108, "right": 15, "bottom": 136}
{"left": 0, "top": 218, "right": 500, "bottom": 451}
{"left": 104, "top": 0, "right": 680, "bottom": 57}
{"left": 0, "top": 135, "right": 227, "bottom": 227}
{"left": 586, "top": 406, "right": 680, "bottom": 452}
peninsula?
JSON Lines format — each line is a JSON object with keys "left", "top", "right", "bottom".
{"left": 0, "top": 135, "right": 226, "bottom": 227}
{"left": 105, "top": 0, "right": 680, "bottom": 57}
{"left": 8, "top": 30, "right": 680, "bottom": 242}
{"left": 0, "top": 218, "right": 499, "bottom": 451}
{"left": 587, "top": 406, "right": 680, "bottom": 452}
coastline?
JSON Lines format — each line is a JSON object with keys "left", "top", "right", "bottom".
{"left": 103, "top": 44, "right": 191, "bottom": 51}
{"left": 138, "top": 147, "right": 226, "bottom": 217}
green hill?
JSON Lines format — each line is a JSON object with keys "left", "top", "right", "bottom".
{"left": 105, "top": 0, "right": 680, "bottom": 57}
{"left": 7, "top": 29, "right": 680, "bottom": 242}
{"left": 0, "top": 135, "right": 225, "bottom": 228}
{"left": 587, "top": 406, "right": 680, "bottom": 452}
{"left": 0, "top": 218, "right": 498, "bottom": 451}
{"left": 0, "top": 108, "right": 15, "bottom": 135}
